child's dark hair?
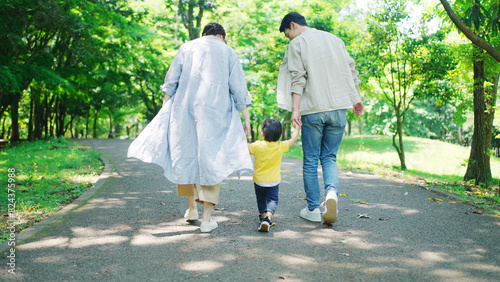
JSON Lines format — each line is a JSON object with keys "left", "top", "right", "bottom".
{"left": 279, "top": 12, "right": 308, "bottom": 33}
{"left": 261, "top": 118, "right": 282, "bottom": 142}
{"left": 202, "top": 22, "right": 226, "bottom": 39}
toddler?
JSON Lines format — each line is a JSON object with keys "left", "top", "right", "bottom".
{"left": 248, "top": 118, "right": 301, "bottom": 232}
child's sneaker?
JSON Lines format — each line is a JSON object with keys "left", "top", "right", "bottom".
{"left": 258, "top": 216, "right": 272, "bottom": 232}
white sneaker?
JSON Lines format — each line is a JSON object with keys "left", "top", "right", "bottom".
{"left": 184, "top": 209, "right": 199, "bottom": 221}
{"left": 300, "top": 207, "right": 322, "bottom": 222}
{"left": 200, "top": 219, "right": 218, "bottom": 232}
{"left": 323, "top": 191, "right": 338, "bottom": 223}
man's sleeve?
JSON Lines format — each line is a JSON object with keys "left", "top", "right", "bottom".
{"left": 288, "top": 40, "right": 307, "bottom": 96}
{"left": 345, "top": 46, "right": 361, "bottom": 86}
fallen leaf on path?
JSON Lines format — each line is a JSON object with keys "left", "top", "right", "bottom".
{"left": 283, "top": 170, "right": 290, "bottom": 173}
{"left": 192, "top": 273, "right": 203, "bottom": 278}
{"left": 279, "top": 276, "right": 288, "bottom": 280}
{"left": 473, "top": 210, "right": 483, "bottom": 214}
{"left": 340, "top": 193, "right": 347, "bottom": 197}
{"left": 379, "top": 217, "right": 391, "bottom": 221}
{"left": 323, "top": 221, "right": 333, "bottom": 227}
{"left": 360, "top": 202, "right": 370, "bottom": 205}
{"left": 428, "top": 198, "right": 443, "bottom": 202}
{"left": 358, "top": 214, "right": 371, "bottom": 219}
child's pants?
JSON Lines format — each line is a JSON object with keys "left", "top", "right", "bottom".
{"left": 177, "top": 184, "right": 221, "bottom": 205}
{"left": 254, "top": 182, "right": 279, "bottom": 214}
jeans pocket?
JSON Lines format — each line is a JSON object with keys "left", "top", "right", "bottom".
{"left": 302, "top": 113, "right": 321, "bottom": 126}
{"left": 336, "top": 110, "right": 347, "bottom": 128}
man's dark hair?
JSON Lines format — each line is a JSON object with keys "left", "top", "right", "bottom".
{"left": 279, "top": 12, "right": 308, "bottom": 33}
{"left": 202, "top": 22, "right": 226, "bottom": 39}
{"left": 261, "top": 118, "right": 283, "bottom": 142}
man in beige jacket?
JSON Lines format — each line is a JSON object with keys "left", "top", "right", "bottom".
{"left": 277, "top": 12, "right": 364, "bottom": 224}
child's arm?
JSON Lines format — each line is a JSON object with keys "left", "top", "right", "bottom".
{"left": 287, "top": 123, "right": 301, "bottom": 147}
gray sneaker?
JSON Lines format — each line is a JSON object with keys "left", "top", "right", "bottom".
{"left": 300, "top": 207, "right": 322, "bottom": 222}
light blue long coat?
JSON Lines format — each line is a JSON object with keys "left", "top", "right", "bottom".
{"left": 127, "top": 36, "right": 253, "bottom": 185}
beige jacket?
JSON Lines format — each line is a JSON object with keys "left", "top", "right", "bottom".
{"left": 277, "top": 28, "right": 361, "bottom": 115}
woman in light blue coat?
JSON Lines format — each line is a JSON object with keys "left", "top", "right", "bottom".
{"left": 128, "top": 23, "right": 253, "bottom": 233}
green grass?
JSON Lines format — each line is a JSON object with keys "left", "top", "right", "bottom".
{"left": 0, "top": 138, "right": 103, "bottom": 243}
{"left": 284, "top": 135, "right": 500, "bottom": 213}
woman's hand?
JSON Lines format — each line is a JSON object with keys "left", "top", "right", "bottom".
{"left": 243, "top": 120, "right": 251, "bottom": 139}
{"left": 240, "top": 107, "right": 251, "bottom": 139}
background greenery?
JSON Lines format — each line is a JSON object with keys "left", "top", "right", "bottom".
{"left": 2, "top": 0, "right": 497, "bottom": 143}
{"left": 0, "top": 138, "right": 102, "bottom": 242}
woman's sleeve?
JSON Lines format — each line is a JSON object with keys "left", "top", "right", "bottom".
{"left": 160, "top": 45, "right": 185, "bottom": 97}
{"left": 228, "top": 50, "right": 250, "bottom": 111}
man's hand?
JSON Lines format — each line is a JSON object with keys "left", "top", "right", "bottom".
{"left": 291, "top": 109, "right": 302, "bottom": 127}
{"left": 353, "top": 102, "right": 364, "bottom": 117}
{"left": 291, "top": 93, "right": 302, "bottom": 127}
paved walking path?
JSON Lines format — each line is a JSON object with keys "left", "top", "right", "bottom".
{"left": 2, "top": 139, "right": 500, "bottom": 281}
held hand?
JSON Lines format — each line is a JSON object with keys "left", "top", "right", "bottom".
{"left": 291, "top": 109, "right": 302, "bottom": 127}
{"left": 243, "top": 120, "right": 251, "bottom": 139}
{"left": 163, "top": 94, "right": 171, "bottom": 106}
{"left": 292, "top": 121, "right": 301, "bottom": 131}
{"left": 353, "top": 102, "right": 364, "bottom": 117}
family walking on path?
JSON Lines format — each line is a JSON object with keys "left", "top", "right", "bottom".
{"left": 3, "top": 12, "right": 500, "bottom": 282}
{"left": 128, "top": 12, "right": 364, "bottom": 233}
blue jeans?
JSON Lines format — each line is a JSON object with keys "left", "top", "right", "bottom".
{"left": 254, "top": 183, "right": 279, "bottom": 214}
{"left": 301, "top": 110, "right": 346, "bottom": 210}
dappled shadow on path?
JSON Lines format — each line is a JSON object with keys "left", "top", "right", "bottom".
{"left": 2, "top": 139, "right": 500, "bottom": 281}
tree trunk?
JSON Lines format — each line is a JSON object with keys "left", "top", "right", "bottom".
{"left": 464, "top": 54, "right": 494, "bottom": 185}
{"left": 392, "top": 108, "right": 407, "bottom": 170}
{"left": 347, "top": 119, "right": 352, "bottom": 136}
{"left": 1, "top": 116, "right": 5, "bottom": 139}
{"left": 10, "top": 93, "right": 21, "bottom": 142}
{"left": 86, "top": 113, "right": 89, "bottom": 138}
{"left": 93, "top": 108, "right": 98, "bottom": 138}
{"left": 55, "top": 97, "right": 66, "bottom": 137}
{"left": 74, "top": 117, "right": 78, "bottom": 138}
{"left": 28, "top": 93, "right": 34, "bottom": 141}
{"left": 34, "top": 90, "right": 44, "bottom": 140}
{"left": 108, "top": 114, "right": 114, "bottom": 138}
{"left": 44, "top": 93, "right": 49, "bottom": 139}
